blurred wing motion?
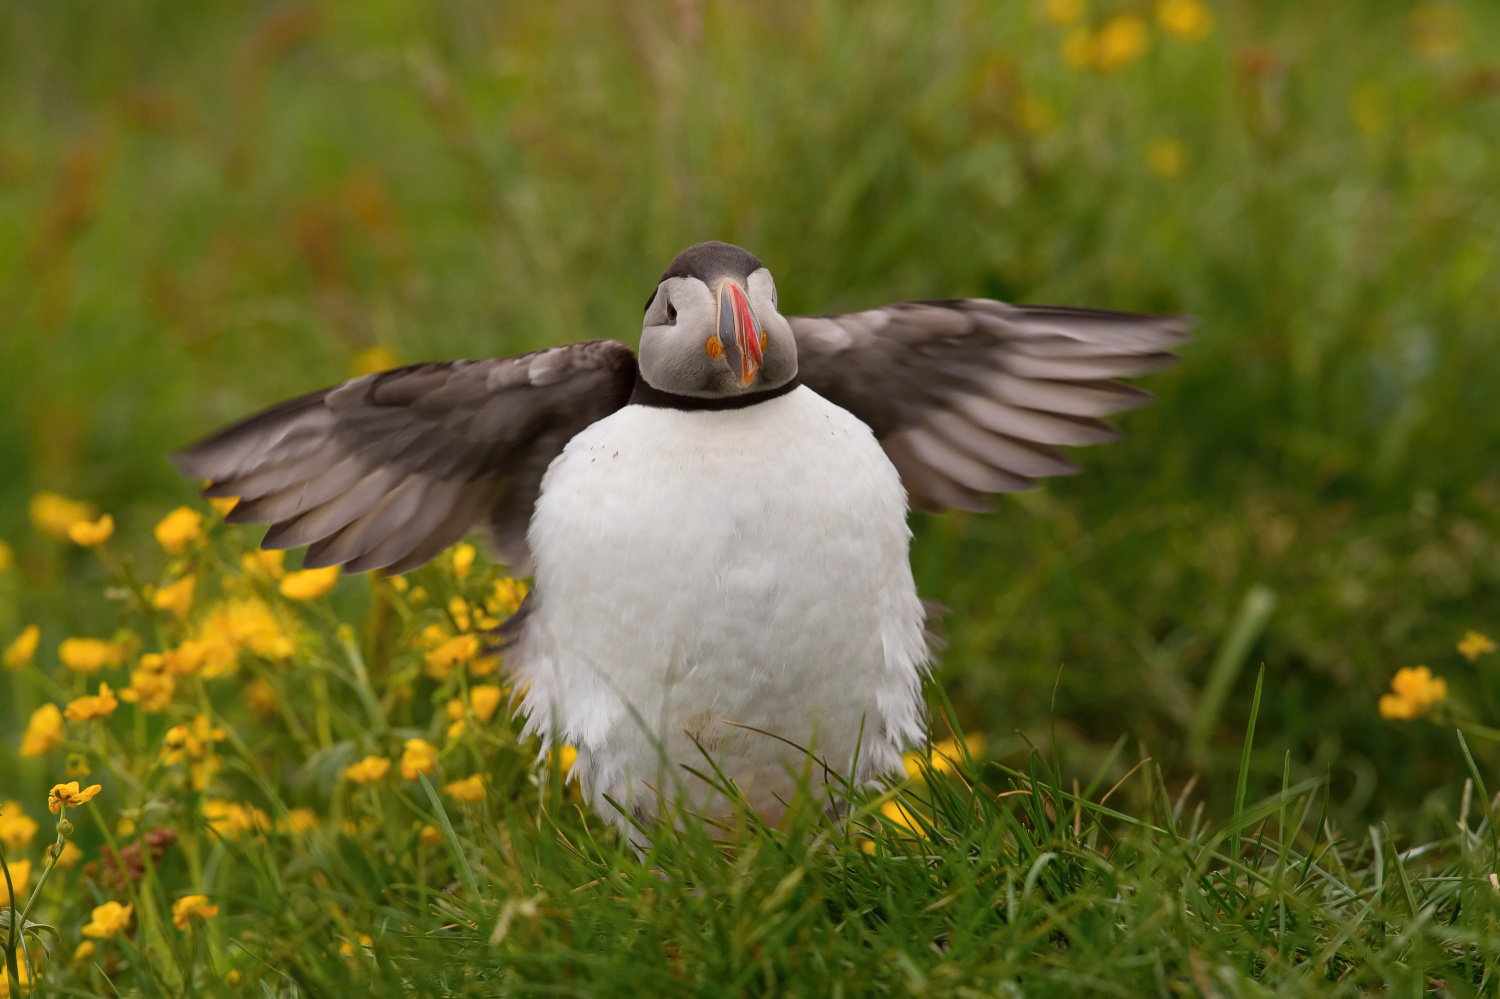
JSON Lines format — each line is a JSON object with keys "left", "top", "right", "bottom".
{"left": 172, "top": 340, "right": 638, "bottom": 575}
{"left": 789, "top": 301, "right": 1190, "bottom": 511}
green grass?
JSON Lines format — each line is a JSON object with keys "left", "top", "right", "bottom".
{"left": 3, "top": 0, "right": 1500, "bottom": 993}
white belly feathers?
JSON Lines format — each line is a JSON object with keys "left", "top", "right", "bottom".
{"left": 509, "top": 386, "right": 929, "bottom": 830}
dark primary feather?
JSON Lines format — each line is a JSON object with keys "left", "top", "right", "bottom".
{"left": 789, "top": 300, "right": 1190, "bottom": 512}
{"left": 172, "top": 340, "right": 638, "bottom": 575}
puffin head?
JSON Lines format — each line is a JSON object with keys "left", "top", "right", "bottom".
{"left": 638, "top": 241, "right": 798, "bottom": 398}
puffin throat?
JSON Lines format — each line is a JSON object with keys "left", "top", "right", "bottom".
{"left": 716, "top": 280, "right": 763, "bottom": 387}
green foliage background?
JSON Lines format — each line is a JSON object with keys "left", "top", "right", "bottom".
{"left": 3, "top": 0, "right": 1500, "bottom": 850}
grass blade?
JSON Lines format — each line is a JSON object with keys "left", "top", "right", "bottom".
{"left": 419, "top": 772, "right": 480, "bottom": 901}
{"left": 1231, "top": 665, "right": 1266, "bottom": 886}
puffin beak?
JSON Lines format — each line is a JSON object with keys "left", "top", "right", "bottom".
{"left": 717, "top": 280, "right": 763, "bottom": 386}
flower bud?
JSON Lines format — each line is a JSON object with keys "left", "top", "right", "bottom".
{"left": 56, "top": 818, "right": 74, "bottom": 838}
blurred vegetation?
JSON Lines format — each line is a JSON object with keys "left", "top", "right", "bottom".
{"left": 3, "top": 0, "right": 1500, "bottom": 962}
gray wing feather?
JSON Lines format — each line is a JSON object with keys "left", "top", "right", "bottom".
{"left": 790, "top": 300, "right": 1188, "bottom": 511}
{"left": 172, "top": 339, "right": 638, "bottom": 574}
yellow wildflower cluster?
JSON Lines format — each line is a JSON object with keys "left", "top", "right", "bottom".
{"left": 162, "top": 715, "right": 226, "bottom": 789}
{"left": 3, "top": 490, "right": 547, "bottom": 982}
{"left": 1054, "top": 0, "right": 1210, "bottom": 73}
{"left": 119, "top": 654, "right": 175, "bottom": 712}
{"left": 203, "top": 799, "right": 271, "bottom": 838}
{"left": 1379, "top": 666, "right": 1448, "bottom": 720}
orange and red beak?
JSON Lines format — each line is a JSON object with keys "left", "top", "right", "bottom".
{"left": 716, "top": 280, "right": 763, "bottom": 386}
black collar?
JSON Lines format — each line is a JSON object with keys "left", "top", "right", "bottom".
{"left": 628, "top": 376, "right": 801, "bottom": 412}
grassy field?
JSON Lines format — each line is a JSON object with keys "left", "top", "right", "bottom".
{"left": 3, "top": 0, "right": 1500, "bottom": 993}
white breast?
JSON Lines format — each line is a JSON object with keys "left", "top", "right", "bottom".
{"left": 510, "top": 386, "right": 929, "bottom": 830}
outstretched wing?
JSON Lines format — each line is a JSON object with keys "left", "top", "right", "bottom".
{"left": 172, "top": 339, "right": 638, "bottom": 575}
{"left": 789, "top": 301, "right": 1189, "bottom": 511}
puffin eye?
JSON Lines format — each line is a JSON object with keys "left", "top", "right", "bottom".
{"left": 665, "top": 302, "right": 677, "bottom": 325}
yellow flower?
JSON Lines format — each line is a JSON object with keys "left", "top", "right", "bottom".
{"left": 279, "top": 565, "right": 340, "bottom": 601}
{"left": 210, "top": 599, "right": 296, "bottom": 661}
{"left": 160, "top": 714, "right": 225, "bottom": 766}
{"left": 81, "top": 900, "right": 133, "bottom": 938}
{"left": 245, "top": 677, "right": 278, "bottom": 718}
{"left": 1379, "top": 665, "right": 1448, "bottom": 720}
{"left": 1095, "top": 15, "right": 1149, "bottom": 69}
{"left": 0, "top": 802, "right": 38, "bottom": 850}
{"left": 208, "top": 495, "right": 239, "bottom": 515}
{"left": 0, "top": 859, "right": 29, "bottom": 906}
{"left": 49, "top": 781, "right": 102, "bottom": 814}
{"left": 64, "top": 682, "right": 119, "bottom": 722}
{"left": 67, "top": 513, "right": 114, "bottom": 547}
{"left": 1146, "top": 138, "right": 1185, "bottom": 179}
{"left": 425, "top": 634, "right": 480, "bottom": 680}
{"left": 903, "top": 732, "right": 989, "bottom": 779}
{"left": 202, "top": 800, "right": 269, "bottom": 838}
{"left": 1044, "top": 0, "right": 1084, "bottom": 25}
{"left": 880, "top": 799, "right": 927, "bottom": 837}
{"left": 449, "top": 596, "right": 472, "bottom": 632}
{"left": 58, "top": 636, "right": 125, "bottom": 674}
{"left": 418, "top": 824, "right": 444, "bottom": 845}
{"left": 3, "top": 625, "right": 40, "bottom": 670}
{"left": 73, "top": 940, "right": 95, "bottom": 963}
{"left": 445, "top": 698, "right": 467, "bottom": 739}
{"left": 0, "top": 959, "right": 31, "bottom": 996}
{"left": 389, "top": 575, "right": 410, "bottom": 594}
{"left": 30, "top": 492, "right": 95, "bottom": 540}
{"left": 20, "top": 704, "right": 64, "bottom": 756}
{"left": 154, "top": 506, "right": 203, "bottom": 554}
{"left": 340, "top": 932, "right": 375, "bottom": 960}
{"left": 400, "top": 738, "right": 439, "bottom": 781}
{"left": 469, "top": 685, "right": 504, "bottom": 723}
{"left": 554, "top": 744, "right": 578, "bottom": 775}
{"left": 345, "top": 755, "right": 391, "bottom": 786}
{"left": 452, "top": 543, "right": 476, "bottom": 579}
{"left": 488, "top": 578, "right": 528, "bottom": 616}
{"left": 152, "top": 575, "right": 197, "bottom": 618}
{"left": 351, "top": 344, "right": 402, "bottom": 376}
{"left": 241, "top": 548, "right": 286, "bottom": 579}
{"left": 281, "top": 808, "right": 319, "bottom": 835}
{"left": 172, "top": 894, "right": 219, "bottom": 930}
{"left": 119, "top": 658, "right": 175, "bottom": 713}
{"left": 444, "top": 774, "right": 486, "bottom": 803}
{"left": 1157, "top": 0, "right": 1212, "bottom": 40}
{"left": 1062, "top": 28, "right": 1095, "bottom": 68}
{"left": 1458, "top": 631, "right": 1496, "bottom": 663}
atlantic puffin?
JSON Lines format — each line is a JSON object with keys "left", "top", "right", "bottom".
{"left": 174, "top": 240, "right": 1187, "bottom": 836}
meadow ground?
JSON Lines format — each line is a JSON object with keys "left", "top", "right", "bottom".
{"left": 2, "top": 1, "right": 1500, "bottom": 994}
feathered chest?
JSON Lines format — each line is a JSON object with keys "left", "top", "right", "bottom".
{"left": 521, "top": 387, "right": 916, "bottom": 726}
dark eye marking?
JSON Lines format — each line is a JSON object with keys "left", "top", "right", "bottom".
{"left": 665, "top": 302, "right": 677, "bottom": 325}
